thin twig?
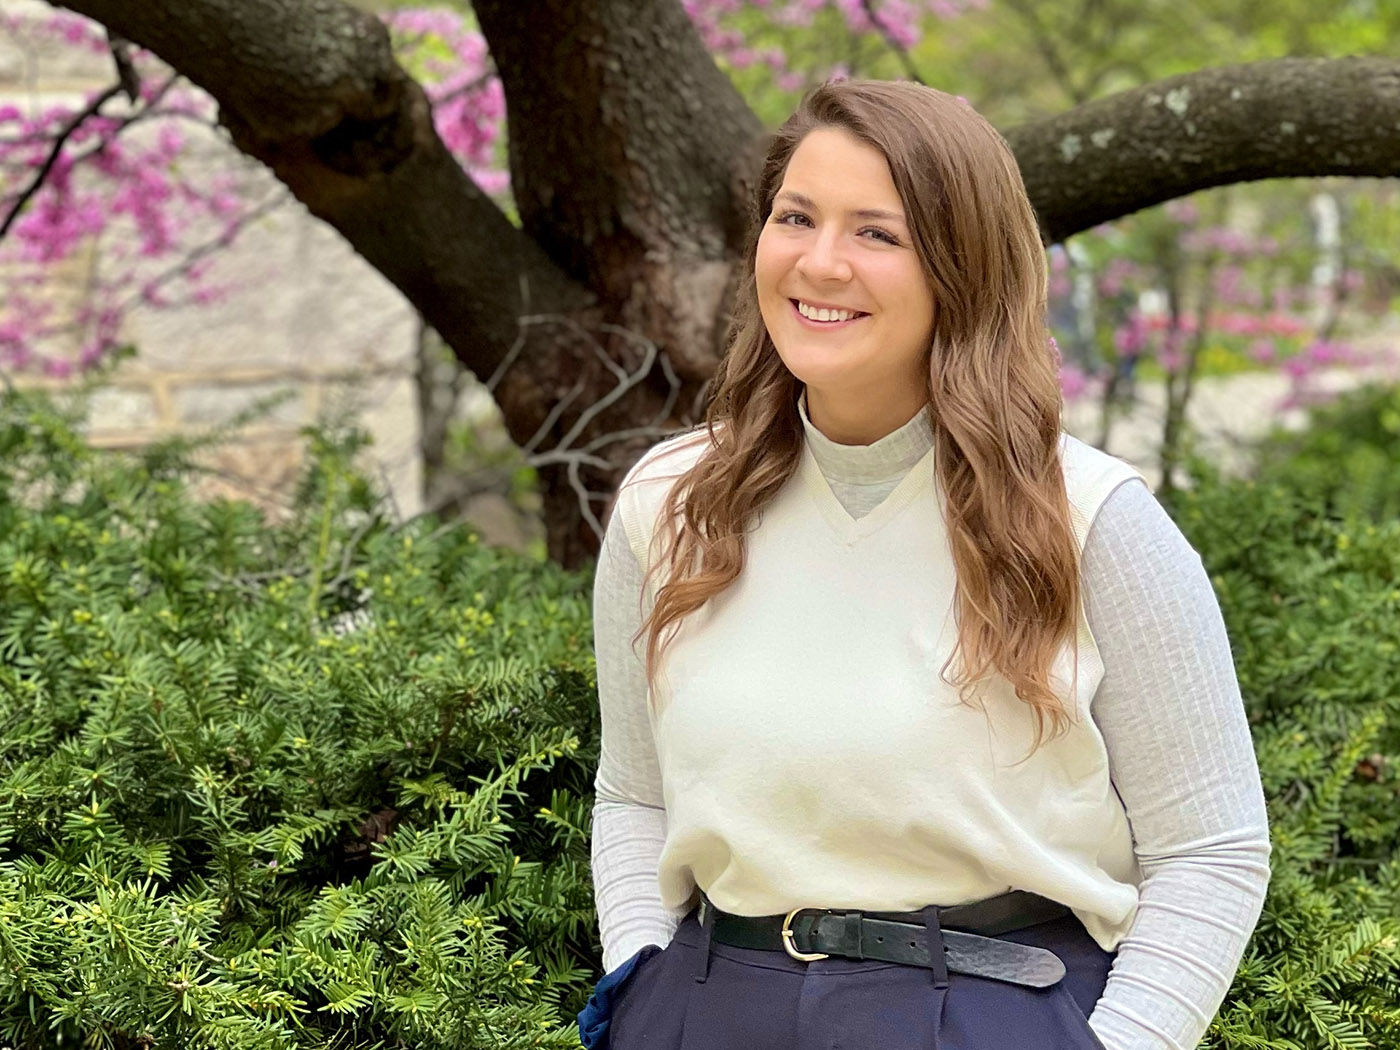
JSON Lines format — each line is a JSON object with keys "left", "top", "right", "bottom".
{"left": 429, "top": 70, "right": 498, "bottom": 110}
{"left": 115, "top": 194, "right": 288, "bottom": 314}
{"left": 321, "top": 514, "right": 382, "bottom": 597}
{"left": 483, "top": 273, "right": 534, "bottom": 393}
{"left": 0, "top": 83, "right": 123, "bottom": 239}
{"left": 107, "top": 32, "right": 142, "bottom": 103}
{"left": 447, "top": 292, "right": 701, "bottom": 544}
{"left": 858, "top": 0, "right": 926, "bottom": 85}
{"left": 523, "top": 374, "right": 587, "bottom": 453}
{"left": 567, "top": 452, "right": 605, "bottom": 543}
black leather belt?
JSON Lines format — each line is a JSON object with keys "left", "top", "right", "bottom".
{"left": 701, "top": 890, "right": 1071, "bottom": 988}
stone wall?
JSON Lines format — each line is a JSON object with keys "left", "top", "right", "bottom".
{"left": 1, "top": 0, "right": 426, "bottom": 520}
{"left": 4, "top": 0, "right": 1398, "bottom": 550}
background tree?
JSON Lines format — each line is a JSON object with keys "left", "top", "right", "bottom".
{"left": 12, "top": 0, "right": 1400, "bottom": 566}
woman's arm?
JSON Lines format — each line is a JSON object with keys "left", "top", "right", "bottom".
{"left": 591, "top": 505, "right": 687, "bottom": 972}
{"left": 1081, "top": 479, "right": 1273, "bottom": 1050}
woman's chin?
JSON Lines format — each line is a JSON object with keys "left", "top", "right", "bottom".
{"left": 773, "top": 349, "right": 864, "bottom": 388}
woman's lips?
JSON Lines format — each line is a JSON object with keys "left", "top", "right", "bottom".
{"left": 788, "top": 299, "right": 868, "bottom": 329}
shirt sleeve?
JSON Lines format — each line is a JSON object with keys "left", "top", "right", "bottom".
{"left": 1079, "top": 478, "right": 1273, "bottom": 1050}
{"left": 591, "top": 501, "right": 687, "bottom": 972}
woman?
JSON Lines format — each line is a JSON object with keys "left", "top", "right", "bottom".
{"left": 583, "top": 79, "right": 1271, "bottom": 1050}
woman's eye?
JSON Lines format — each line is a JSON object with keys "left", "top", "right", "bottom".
{"left": 862, "top": 227, "right": 901, "bottom": 246}
{"left": 771, "top": 211, "right": 899, "bottom": 245}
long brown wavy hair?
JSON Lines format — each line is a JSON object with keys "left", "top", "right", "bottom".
{"left": 634, "top": 79, "right": 1081, "bottom": 753}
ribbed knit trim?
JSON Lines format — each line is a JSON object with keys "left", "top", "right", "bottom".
{"left": 797, "top": 388, "right": 934, "bottom": 486}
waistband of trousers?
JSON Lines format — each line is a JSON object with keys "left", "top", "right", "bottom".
{"left": 701, "top": 888, "right": 1071, "bottom": 945}
{"left": 691, "top": 889, "right": 1073, "bottom": 988}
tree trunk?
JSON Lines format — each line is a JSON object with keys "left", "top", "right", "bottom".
{"left": 53, "top": 0, "right": 1400, "bottom": 566}
{"left": 471, "top": 0, "right": 766, "bottom": 566}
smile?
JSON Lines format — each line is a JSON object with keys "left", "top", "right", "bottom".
{"left": 790, "top": 299, "right": 869, "bottom": 327}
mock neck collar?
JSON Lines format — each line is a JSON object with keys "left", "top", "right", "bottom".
{"left": 797, "top": 388, "right": 934, "bottom": 485}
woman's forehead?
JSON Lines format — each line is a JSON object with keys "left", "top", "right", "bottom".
{"left": 777, "top": 129, "right": 904, "bottom": 217}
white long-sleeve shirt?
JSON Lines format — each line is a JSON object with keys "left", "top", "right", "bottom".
{"left": 590, "top": 393, "right": 1270, "bottom": 1050}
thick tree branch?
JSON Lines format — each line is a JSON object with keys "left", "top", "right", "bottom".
{"left": 1009, "top": 57, "right": 1400, "bottom": 243}
{"left": 471, "top": 0, "right": 765, "bottom": 379}
{"left": 473, "top": 0, "right": 763, "bottom": 271}
{"left": 56, "top": 0, "right": 594, "bottom": 382}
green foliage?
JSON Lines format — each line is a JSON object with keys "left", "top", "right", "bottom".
{"left": 1248, "top": 382, "right": 1400, "bottom": 525}
{"left": 1164, "top": 406, "right": 1400, "bottom": 1049}
{"left": 5, "top": 377, "right": 1400, "bottom": 1049}
{"left": 0, "top": 391, "right": 601, "bottom": 1048}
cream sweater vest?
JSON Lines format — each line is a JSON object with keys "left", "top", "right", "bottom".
{"left": 616, "top": 425, "right": 1147, "bottom": 951}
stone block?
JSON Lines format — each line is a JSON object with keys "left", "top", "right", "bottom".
{"left": 460, "top": 491, "right": 541, "bottom": 554}
{"left": 0, "top": 34, "right": 24, "bottom": 84}
{"left": 124, "top": 187, "right": 417, "bottom": 375}
{"left": 87, "top": 384, "right": 158, "bottom": 431}
{"left": 0, "top": 0, "right": 115, "bottom": 84}
{"left": 174, "top": 381, "right": 307, "bottom": 428}
{"left": 319, "top": 372, "right": 423, "bottom": 520}
{"left": 189, "top": 439, "right": 305, "bottom": 517}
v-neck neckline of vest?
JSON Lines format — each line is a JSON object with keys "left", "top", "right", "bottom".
{"left": 798, "top": 438, "right": 937, "bottom": 544}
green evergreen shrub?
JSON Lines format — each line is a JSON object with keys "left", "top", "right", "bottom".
{"left": 1166, "top": 427, "right": 1400, "bottom": 1047}
{"left": 3, "top": 383, "right": 1400, "bottom": 1050}
{"left": 0, "top": 391, "right": 603, "bottom": 1048}
{"left": 1248, "top": 382, "right": 1400, "bottom": 524}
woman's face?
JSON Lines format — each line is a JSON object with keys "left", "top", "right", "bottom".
{"left": 755, "top": 125, "right": 935, "bottom": 439}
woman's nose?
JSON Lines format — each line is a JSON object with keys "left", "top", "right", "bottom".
{"left": 796, "top": 230, "right": 853, "bottom": 283}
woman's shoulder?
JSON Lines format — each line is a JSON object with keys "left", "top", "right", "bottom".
{"left": 1057, "top": 431, "right": 1147, "bottom": 496}
{"left": 621, "top": 424, "right": 721, "bottom": 490}
{"left": 609, "top": 425, "right": 722, "bottom": 553}
{"left": 1056, "top": 433, "right": 1150, "bottom": 548}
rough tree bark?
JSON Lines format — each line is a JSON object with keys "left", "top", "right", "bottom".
{"left": 1008, "top": 57, "right": 1400, "bottom": 243}
{"left": 55, "top": 0, "right": 1400, "bottom": 568}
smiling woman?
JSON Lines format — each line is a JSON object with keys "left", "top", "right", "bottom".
{"left": 585, "top": 78, "right": 1271, "bottom": 1050}
{"left": 756, "top": 127, "right": 935, "bottom": 446}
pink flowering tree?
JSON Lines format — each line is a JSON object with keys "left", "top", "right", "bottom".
{"left": 0, "top": 6, "right": 507, "bottom": 379}
{"left": 1, "top": 0, "right": 972, "bottom": 382}
{"left": 6, "top": 0, "right": 1400, "bottom": 566}
{"left": 1045, "top": 180, "right": 1397, "bottom": 491}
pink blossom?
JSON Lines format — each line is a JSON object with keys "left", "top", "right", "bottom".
{"left": 470, "top": 168, "right": 511, "bottom": 196}
{"left": 727, "top": 47, "right": 757, "bottom": 69}
{"left": 1214, "top": 312, "right": 1260, "bottom": 336}
{"left": 1265, "top": 313, "right": 1308, "bottom": 337}
{"left": 1164, "top": 199, "right": 1199, "bottom": 224}
{"left": 1247, "top": 339, "right": 1277, "bottom": 364}
{"left": 1058, "top": 361, "right": 1090, "bottom": 400}
{"left": 1113, "top": 315, "right": 1147, "bottom": 357}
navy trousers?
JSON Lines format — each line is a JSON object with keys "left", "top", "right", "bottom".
{"left": 581, "top": 904, "right": 1113, "bottom": 1050}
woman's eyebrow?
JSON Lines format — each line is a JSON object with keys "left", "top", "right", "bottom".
{"left": 775, "top": 190, "right": 907, "bottom": 224}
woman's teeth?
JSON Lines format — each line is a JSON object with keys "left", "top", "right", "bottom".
{"left": 796, "top": 300, "right": 862, "bottom": 323}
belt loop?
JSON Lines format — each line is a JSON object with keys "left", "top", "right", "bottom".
{"left": 693, "top": 893, "right": 716, "bottom": 984}
{"left": 921, "top": 905, "right": 949, "bottom": 988}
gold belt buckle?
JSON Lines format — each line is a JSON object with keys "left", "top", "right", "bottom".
{"left": 781, "top": 908, "right": 830, "bottom": 962}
